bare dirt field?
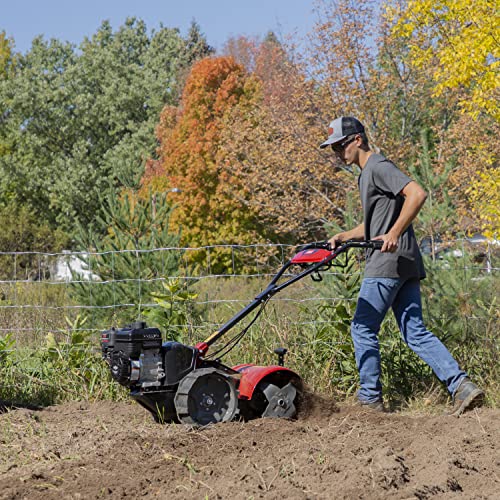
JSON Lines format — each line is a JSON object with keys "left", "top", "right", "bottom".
{"left": 0, "top": 395, "right": 498, "bottom": 499}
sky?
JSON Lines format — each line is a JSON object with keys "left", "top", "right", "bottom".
{"left": 2, "top": 0, "right": 319, "bottom": 54}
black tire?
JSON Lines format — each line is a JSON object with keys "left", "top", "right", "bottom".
{"left": 174, "top": 368, "right": 238, "bottom": 426}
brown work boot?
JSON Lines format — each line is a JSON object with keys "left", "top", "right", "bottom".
{"left": 355, "top": 399, "right": 386, "bottom": 412}
{"left": 448, "top": 377, "right": 484, "bottom": 417}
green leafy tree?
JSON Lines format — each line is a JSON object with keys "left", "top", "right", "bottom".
{"left": 0, "top": 18, "right": 212, "bottom": 233}
{"left": 184, "top": 20, "right": 215, "bottom": 66}
{"left": 143, "top": 279, "right": 199, "bottom": 342}
{"left": 408, "top": 129, "right": 457, "bottom": 256}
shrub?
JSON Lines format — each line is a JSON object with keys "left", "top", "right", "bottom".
{"left": 143, "top": 278, "right": 200, "bottom": 342}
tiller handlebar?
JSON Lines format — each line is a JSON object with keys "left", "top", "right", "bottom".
{"left": 196, "top": 240, "right": 383, "bottom": 355}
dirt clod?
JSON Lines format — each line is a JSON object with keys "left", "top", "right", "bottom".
{"left": 296, "top": 386, "right": 339, "bottom": 422}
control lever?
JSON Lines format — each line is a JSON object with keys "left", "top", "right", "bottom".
{"left": 274, "top": 347, "right": 287, "bottom": 367}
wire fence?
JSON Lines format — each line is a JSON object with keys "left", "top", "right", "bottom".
{"left": 0, "top": 240, "right": 498, "bottom": 354}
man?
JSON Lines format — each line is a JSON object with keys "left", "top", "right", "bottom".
{"left": 320, "top": 116, "right": 483, "bottom": 415}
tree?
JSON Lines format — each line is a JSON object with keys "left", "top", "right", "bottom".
{"left": 221, "top": 34, "right": 351, "bottom": 242}
{"left": 0, "top": 18, "right": 212, "bottom": 234}
{"left": 0, "top": 36, "right": 78, "bottom": 222}
{"left": 429, "top": 111, "right": 500, "bottom": 236}
{"left": 306, "top": 0, "right": 497, "bottom": 237}
{"left": 306, "top": 0, "right": 461, "bottom": 164}
{"left": 393, "top": 0, "right": 500, "bottom": 121}
{"left": 184, "top": 20, "right": 215, "bottom": 66}
{"left": 392, "top": 0, "right": 500, "bottom": 236}
{"left": 408, "top": 129, "right": 457, "bottom": 254}
{"left": 143, "top": 56, "right": 269, "bottom": 272}
{"left": 467, "top": 167, "right": 499, "bottom": 239}
{"left": 0, "top": 31, "right": 15, "bottom": 80}
{"left": 70, "top": 189, "right": 181, "bottom": 324}
{"left": 0, "top": 32, "right": 16, "bottom": 159}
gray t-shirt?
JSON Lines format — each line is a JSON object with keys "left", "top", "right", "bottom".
{"left": 358, "top": 153, "right": 426, "bottom": 280}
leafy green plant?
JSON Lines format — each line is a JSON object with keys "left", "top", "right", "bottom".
{"left": 44, "top": 315, "right": 100, "bottom": 393}
{"left": 45, "top": 315, "right": 93, "bottom": 366}
{"left": 408, "top": 128, "right": 457, "bottom": 253}
{"left": 143, "top": 279, "right": 199, "bottom": 342}
{"left": 42, "top": 314, "right": 123, "bottom": 401}
{"left": 0, "top": 333, "right": 14, "bottom": 364}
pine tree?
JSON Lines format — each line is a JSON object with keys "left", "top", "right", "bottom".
{"left": 70, "top": 189, "right": 181, "bottom": 325}
{"left": 408, "top": 129, "right": 457, "bottom": 260}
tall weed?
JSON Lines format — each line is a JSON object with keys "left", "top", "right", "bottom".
{"left": 143, "top": 279, "right": 200, "bottom": 342}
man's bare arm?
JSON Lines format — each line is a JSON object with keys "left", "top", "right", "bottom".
{"left": 329, "top": 223, "right": 365, "bottom": 248}
{"left": 373, "top": 181, "right": 427, "bottom": 252}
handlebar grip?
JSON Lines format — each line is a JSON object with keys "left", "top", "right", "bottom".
{"left": 369, "top": 240, "right": 383, "bottom": 249}
{"left": 299, "top": 240, "right": 382, "bottom": 252}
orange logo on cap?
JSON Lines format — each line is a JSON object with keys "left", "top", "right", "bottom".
{"left": 328, "top": 127, "right": 334, "bottom": 135}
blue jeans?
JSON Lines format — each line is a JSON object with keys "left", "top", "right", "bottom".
{"left": 351, "top": 277, "right": 466, "bottom": 403}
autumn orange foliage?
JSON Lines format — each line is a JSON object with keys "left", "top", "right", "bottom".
{"left": 142, "top": 56, "right": 266, "bottom": 270}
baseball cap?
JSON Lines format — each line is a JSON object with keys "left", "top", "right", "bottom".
{"left": 319, "top": 116, "right": 365, "bottom": 149}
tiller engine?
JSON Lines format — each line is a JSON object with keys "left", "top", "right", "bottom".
{"left": 101, "top": 240, "right": 382, "bottom": 426}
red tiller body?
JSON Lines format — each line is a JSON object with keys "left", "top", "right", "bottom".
{"left": 232, "top": 363, "right": 300, "bottom": 399}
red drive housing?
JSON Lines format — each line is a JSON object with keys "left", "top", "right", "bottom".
{"left": 232, "top": 363, "right": 300, "bottom": 399}
{"left": 290, "top": 248, "right": 332, "bottom": 264}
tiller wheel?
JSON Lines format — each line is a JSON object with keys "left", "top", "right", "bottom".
{"left": 174, "top": 368, "right": 238, "bottom": 426}
{"left": 259, "top": 381, "right": 297, "bottom": 418}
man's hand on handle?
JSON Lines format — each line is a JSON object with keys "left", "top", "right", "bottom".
{"left": 329, "top": 223, "right": 365, "bottom": 249}
{"left": 328, "top": 233, "right": 345, "bottom": 249}
{"left": 372, "top": 232, "right": 399, "bottom": 253}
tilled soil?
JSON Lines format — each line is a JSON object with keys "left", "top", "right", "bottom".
{"left": 0, "top": 396, "right": 498, "bottom": 499}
